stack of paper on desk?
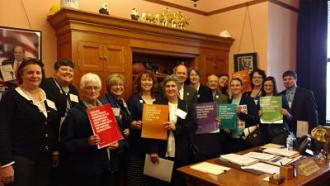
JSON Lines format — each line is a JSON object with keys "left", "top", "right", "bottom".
{"left": 260, "top": 143, "right": 283, "bottom": 149}
{"left": 244, "top": 152, "right": 275, "bottom": 161}
{"left": 242, "top": 162, "right": 280, "bottom": 175}
{"left": 262, "top": 148, "right": 299, "bottom": 158}
{"left": 190, "top": 162, "right": 230, "bottom": 175}
{"left": 220, "top": 154, "right": 259, "bottom": 166}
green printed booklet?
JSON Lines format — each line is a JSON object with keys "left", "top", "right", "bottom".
{"left": 260, "top": 96, "right": 283, "bottom": 124}
{"left": 217, "top": 104, "right": 237, "bottom": 130}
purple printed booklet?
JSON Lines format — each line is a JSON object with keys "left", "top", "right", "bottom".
{"left": 194, "top": 102, "right": 218, "bottom": 134}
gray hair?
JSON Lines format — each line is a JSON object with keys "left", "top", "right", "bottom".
{"left": 162, "top": 74, "right": 180, "bottom": 88}
{"left": 80, "top": 73, "right": 102, "bottom": 90}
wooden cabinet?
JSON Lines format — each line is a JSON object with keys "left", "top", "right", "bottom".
{"left": 48, "top": 8, "right": 233, "bottom": 99}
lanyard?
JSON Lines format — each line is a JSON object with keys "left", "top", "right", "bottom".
{"left": 53, "top": 78, "right": 72, "bottom": 109}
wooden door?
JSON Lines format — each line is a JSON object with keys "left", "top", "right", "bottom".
{"left": 77, "top": 41, "right": 103, "bottom": 71}
{"left": 103, "top": 44, "right": 126, "bottom": 73}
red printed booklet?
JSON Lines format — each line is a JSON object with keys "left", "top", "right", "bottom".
{"left": 87, "top": 104, "right": 123, "bottom": 149}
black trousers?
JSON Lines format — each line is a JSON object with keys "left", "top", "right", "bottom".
{"left": 6, "top": 155, "right": 52, "bottom": 186}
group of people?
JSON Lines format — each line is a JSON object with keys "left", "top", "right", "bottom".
{"left": 0, "top": 57, "right": 319, "bottom": 186}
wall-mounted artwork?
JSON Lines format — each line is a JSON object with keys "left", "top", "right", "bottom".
{"left": 0, "top": 26, "right": 42, "bottom": 92}
{"left": 234, "top": 53, "right": 257, "bottom": 73}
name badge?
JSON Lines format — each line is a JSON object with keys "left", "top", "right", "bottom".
{"left": 46, "top": 99, "right": 57, "bottom": 111}
{"left": 69, "top": 94, "right": 79, "bottom": 103}
{"left": 112, "top": 108, "right": 120, "bottom": 117}
{"left": 175, "top": 109, "right": 187, "bottom": 119}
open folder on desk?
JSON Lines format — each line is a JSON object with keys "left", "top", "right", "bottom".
{"left": 143, "top": 155, "right": 174, "bottom": 182}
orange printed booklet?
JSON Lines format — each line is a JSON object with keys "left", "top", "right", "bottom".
{"left": 142, "top": 104, "right": 169, "bottom": 140}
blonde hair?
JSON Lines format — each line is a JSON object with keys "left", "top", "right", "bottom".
{"left": 80, "top": 73, "right": 102, "bottom": 90}
{"left": 106, "top": 73, "right": 126, "bottom": 93}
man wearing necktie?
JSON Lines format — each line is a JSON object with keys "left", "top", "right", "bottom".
{"left": 280, "top": 70, "right": 319, "bottom": 135}
{"left": 1, "top": 46, "right": 26, "bottom": 89}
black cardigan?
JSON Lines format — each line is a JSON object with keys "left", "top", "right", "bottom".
{"left": 147, "top": 98, "right": 197, "bottom": 162}
{"left": 41, "top": 78, "right": 79, "bottom": 118}
{"left": 0, "top": 89, "right": 59, "bottom": 165}
{"left": 230, "top": 94, "right": 259, "bottom": 128}
{"left": 60, "top": 102, "right": 116, "bottom": 176}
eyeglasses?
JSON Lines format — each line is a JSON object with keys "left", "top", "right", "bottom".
{"left": 252, "top": 76, "right": 263, "bottom": 79}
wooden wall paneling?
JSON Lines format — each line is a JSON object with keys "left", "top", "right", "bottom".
{"left": 47, "top": 8, "right": 233, "bottom": 100}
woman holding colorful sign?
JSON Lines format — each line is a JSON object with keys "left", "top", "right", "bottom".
{"left": 100, "top": 73, "right": 131, "bottom": 186}
{"left": 127, "top": 71, "right": 158, "bottom": 186}
{"left": 222, "top": 77, "right": 259, "bottom": 153}
{"left": 259, "top": 76, "right": 291, "bottom": 145}
{"left": 60, "top": 73, "right": 119, "bottom": 186}
{"left": 148, "top": 75, "right": 197, "bottom": 186}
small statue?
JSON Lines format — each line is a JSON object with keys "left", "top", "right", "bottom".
{"left": 131, "top": 8, "right": 139, "bottom": 20}
{"left": 99, "top": 3, "right": 109, "bottom": 15}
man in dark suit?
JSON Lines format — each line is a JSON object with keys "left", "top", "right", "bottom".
{"left": 1, "top": 45, "right": 26, "bottom": 89}
{"left": 173, "top": 64, "right": 197, "bottom": 103}
{"left": 280, "top": 70, "right": 319, "bottom": 134}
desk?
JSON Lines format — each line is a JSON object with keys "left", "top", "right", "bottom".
{"left": 178, "top": 156, "right": 330, "bottom": 186}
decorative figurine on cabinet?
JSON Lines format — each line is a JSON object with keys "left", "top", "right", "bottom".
{"left": 99, "top": 3, "right": 109, "bottom": 15}
{"left": 131, "top": 8, "right": 139, "bottom": 20}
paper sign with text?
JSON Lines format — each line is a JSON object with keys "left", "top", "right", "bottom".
{"left": 142, "top": 104, "right": 168, "bottom": 140}
{"left": 87, "top": 104, "right": 123, "bottom": 149}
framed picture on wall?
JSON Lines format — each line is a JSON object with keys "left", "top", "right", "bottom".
{"left": 234, "top": 53, "right": 257, "bottom": 73}
{"left": 0, "top": 26, "right": 41, "bottom": 90}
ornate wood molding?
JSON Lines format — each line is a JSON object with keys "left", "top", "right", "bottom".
{"left": 143, "top": 0, "right": 298, "bottom": 16}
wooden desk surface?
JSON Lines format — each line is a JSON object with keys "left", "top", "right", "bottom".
{"left": 178, "top": 156, "right": 330, "bottom": 186}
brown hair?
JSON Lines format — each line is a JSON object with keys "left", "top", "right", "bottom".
{"left": 16, "top": 58, "right": 45, "bottom": 85}
{"left": 133, "top": 71, "right": 158, "bottom": 97}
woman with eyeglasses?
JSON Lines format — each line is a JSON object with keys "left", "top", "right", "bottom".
{"left": 246, "top": 69, "right": 266, "bottom": 105}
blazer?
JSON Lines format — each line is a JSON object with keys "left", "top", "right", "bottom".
{"left": 280, "top": 87, "right": 319, "bottom": 133}
{"left": 213, "top": 90, "right": 229, "bottom": 104}
{"left": 196, "top": 84, "right": 213, "bottom": 103}
{"left": 147, "top": 98, "right": 197, "bottom": 162}
{"left": 100, "top": 93, "right": 130, "bottom": 171}
{"left": 60, "top": 102, "right": 112, "bottom": 177}
{"left": 156, "top": 83, "right": 197, "bottom": 105}
{"left": 100, "top": 93, "right": 131, "bottom": 131}
{"left": 127, "top": 94, "right": 153, "bottom": 157}
{"left": 230, "top": 94, "right": 259, "bottom": 128}
{"left": 183, "top": 84, "right": 198, "bottom": 104}
{"left": 41, "top": 78, "right": 79, "bottom": 118}
{"left": 0, "top": 89, "right": 59, "bottom": 165}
